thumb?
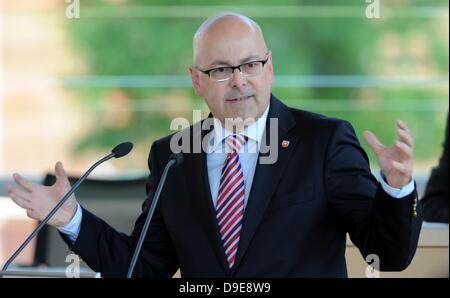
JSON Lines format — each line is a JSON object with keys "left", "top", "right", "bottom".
{"left": 54, "top": 161, "right": 68, "bottom": 180}
{"left": 363, "top": 130, "right": 385, "bottom": 155}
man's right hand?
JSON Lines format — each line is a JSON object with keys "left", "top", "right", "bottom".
{"left": 7, "top": 162, "right": 78, "bottom": 227}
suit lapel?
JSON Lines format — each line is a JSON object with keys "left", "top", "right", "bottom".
{"left": 232, "top": 95, "right": 298, "bottom": 273}
{"left": 182, "top": 121, "right": 231, "bottom": 275}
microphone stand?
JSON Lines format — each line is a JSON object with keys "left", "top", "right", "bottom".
{"left": 126, "top": 157, "right": 179, "bottom": 278}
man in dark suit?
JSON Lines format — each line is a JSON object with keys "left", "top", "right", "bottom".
{"left": 421, "top": 114, "right": 449, "bottom": 223}
{"left": 7, "top": 13, "right": 422, "bottom": 277}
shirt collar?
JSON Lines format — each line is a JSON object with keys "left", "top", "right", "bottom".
{"left": 208, "top": 103, "right": 270, "bottom": 153}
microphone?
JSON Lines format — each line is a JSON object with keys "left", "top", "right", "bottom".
{"left": 170, "top": 152, "right": 184, "bottom": 167}
{"left": 112, "top": 142, "right": 133, "bottom": 158}
{"left": 1, "top": 142, "right": 133, "bottom": 272}
{"left": 127, "top": 153, "right": 183, "bottom": 278}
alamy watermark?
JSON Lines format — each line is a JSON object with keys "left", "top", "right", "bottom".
{"left": 65, "top": 253, "right": 81, "bottom": 278}
{"left": 65, "top": 0, "right": 80, "bottom": 19}
{"left": 169, "top": 111, "right": 280, "bottom": 164}
{"left": 365, "top": 254, "right": 380, "bottom": 278}
{"left": 365, "top": 0, "right": 381, "bottom": 19}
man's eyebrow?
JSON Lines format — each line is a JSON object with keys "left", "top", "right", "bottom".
{"left": 207, "top": 60, "right": 231, "bottom": 68}
{"left": 239, "top": 55, "right": 262, "bottom": 64}
{"left": 207, "top": 55, "right": 264, "bottom": 69}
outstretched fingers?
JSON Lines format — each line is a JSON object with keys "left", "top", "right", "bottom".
{"left": 7, "top": 184, "right": 33, "bottom": 210}
{"left": 363, "top": 130, "right": 385, "bottom": 155}
{"left": 394, "top": 140, "right": 413, "bottom": 161}
{"left": 12, "top": 173, "right": 36, "bottom": 193}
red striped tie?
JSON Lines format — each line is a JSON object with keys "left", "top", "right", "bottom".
{"left": 216, "top": 134, "right": 248, "bottom": 268}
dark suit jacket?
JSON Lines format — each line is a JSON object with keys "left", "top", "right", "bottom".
{"left": 62, "top": 95, "right": 422, "bottom": 277}
{"left": 421, "top": 114, "right": 449, "bottom": 223}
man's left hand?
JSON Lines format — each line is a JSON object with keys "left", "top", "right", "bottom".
{"left": 363, "top": 120, "right": 414, "bottom": 189}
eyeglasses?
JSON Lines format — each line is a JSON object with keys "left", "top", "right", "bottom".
{"left": 195, "top": 53, "right": 270, "bottom": 82}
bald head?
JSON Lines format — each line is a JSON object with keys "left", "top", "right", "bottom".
{"left": 189, "top": 13, "right": 274, "bottom": 125}
{"left": 192, "top": 13, "right": 268, "bottom": 66}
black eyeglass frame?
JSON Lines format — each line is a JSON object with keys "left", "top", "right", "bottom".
{"left": 194, "top": 52, "right": 271, "bottom": 82}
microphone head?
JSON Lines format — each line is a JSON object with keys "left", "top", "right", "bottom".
{"left": 169, "top": 153, "right": 184, "bottom": 167}
{"left": 112, "top": 142, "right": 133, "bottom": 158}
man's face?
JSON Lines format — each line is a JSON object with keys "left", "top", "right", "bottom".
{"left": 190, "top": 25, "right": 274, "bottom": 126}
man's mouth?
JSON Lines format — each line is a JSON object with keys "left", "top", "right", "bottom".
{"left": 226, "top": 95, "right": 253, "bottom": 102}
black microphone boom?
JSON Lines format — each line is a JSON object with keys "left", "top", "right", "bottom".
{"left": 1, "top": 142, "right": 133, "bottom": 272}
{"left": 127, "top": 152, "right": 183, "bottom": 278}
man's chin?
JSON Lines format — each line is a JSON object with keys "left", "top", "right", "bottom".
{"left": 221, "top": 112, "right": 258, "bottom": 131}
{"left": 224, "top": 112, "right": 258, "bottom": 122}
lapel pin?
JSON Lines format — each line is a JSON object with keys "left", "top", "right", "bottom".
{"left": 281, "top": 140, "right": 290, "bottom": 148}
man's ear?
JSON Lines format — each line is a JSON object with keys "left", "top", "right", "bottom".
{"left": 189, "top": 67, "right": 203, "bottom": 97}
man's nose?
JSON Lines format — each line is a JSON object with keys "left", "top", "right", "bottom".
{"left": 229, "top": 68, "right": 247, "bottom": 87}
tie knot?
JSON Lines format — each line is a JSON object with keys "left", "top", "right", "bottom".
{"left": 225, "top": 134, "right": 248, "bottom": 153}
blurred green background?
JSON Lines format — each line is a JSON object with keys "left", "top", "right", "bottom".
{"left": 62, "top": 0, "right": 449, "bottom": 170}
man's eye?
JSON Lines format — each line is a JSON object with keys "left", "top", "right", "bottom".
{"left": 215, "top": 67, "right": 227, "bottom": 73}
{"left": 246, "top": 62, "right": 257, "bottom": 68}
